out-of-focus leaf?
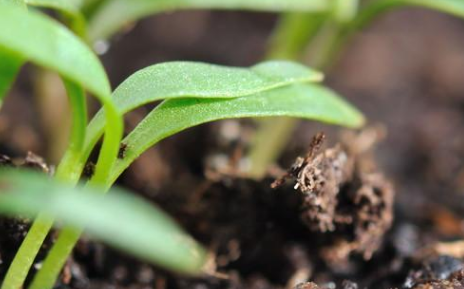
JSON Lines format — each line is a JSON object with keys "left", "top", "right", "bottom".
{"left": 0, "top": 4, "right": 122, "bottom": 182}
{"left": 0, "top": 48, "right": 23, "bottom": 108}
{"left": 353, "top": 0, "right": 464, "bottom": 29}
{"left": 83, "top": 60, "right": 323, "bottom": 164}
{"left": 0, "top": 170, "right": 206, "bottom": 274}
{"left": 108, "top": 83, "right": 365, "bottom": 183}
{"left": 25, "top": 0, "right": 87, "bottom": 37}
{"left": 88, "top": 0, "right": 330, "bottom": 41}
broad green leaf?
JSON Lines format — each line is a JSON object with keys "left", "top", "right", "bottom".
{"left": 83, "top": 60, "right": 323, "bottom": 166}
{"left": 0, "top": 4, "right": 122, "bottom": 183}
{"left": 0, "top": 170, "right": 206, "bottom": 274}
{"left": 108, "top": 83, "right": 365, "bottom": 184}
{"left": 353, "top": 0, "right": 464, "bottom": 30}
{"left": 88, "top": 0, "right": 330, "bottom": 41}
{"left": 25, "top": 0, "right": 87, "bottom": 37}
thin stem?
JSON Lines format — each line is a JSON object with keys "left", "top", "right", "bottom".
{"left": 0, "top": 214, "right": 53, "bottom": 289}
{"left": 1, "top": 82, "right": 86, "bottom": 289}
{"left": 247, "top": 117, "right": 299, "bottom": 178}
{"left": 28, "top": 177, "right": 113, "bottom": 289}
{"left": 27, "top": 227, "right": 83, "bottom": 289}
{"left": 247, "top": 12, "right": 345, "bottom": 178}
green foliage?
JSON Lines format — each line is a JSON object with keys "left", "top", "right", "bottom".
{"left": 0, "top": 48, "right": 23, "bottom": 107}
{"left": 24, "top": 0, "right": 86, "bottom": 36}
{"left": 0, "top": 4, "right": 123, "bottom": 183}
{"left": 84, "top": 60, "right": 323, "bottom": 164}
{"left": 9, "top": 0, "right": 464, "bottom": 287}
{"left": 0, "top": 170, "right": 206, "bottom": 274}
{"left": 26, "top": 57, "right": 363, "bottom": 288}
{"left": 109, "top": 83, "right": 363, "bottom": 184}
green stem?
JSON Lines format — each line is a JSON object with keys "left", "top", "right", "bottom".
{"left": 247, "top": 13, "right": 344, "bottom": 178}
{"left": 1, "top": 83, "right": 86, "bottom": 289}
{"left": 247, "top": 117, "right": 299, "bottom": 178}
{"left": 28, "top": 178, "right": 112, "bottom": 289}
{"left": 0, "top": 214, "right": 53, "bottom": 289}
{"left": 27, "top": 227, "right": 83, "bottom": 289}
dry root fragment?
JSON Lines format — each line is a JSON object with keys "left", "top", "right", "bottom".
{"left": 273, "top": 127, "right": 394, "bottom": 264}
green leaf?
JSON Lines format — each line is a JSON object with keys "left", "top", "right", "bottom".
{"left": 108, "top": 83, "right": 365, "bottom": 184}
{"left": 0, "top": 48, "right": 23, "bottom": 108}
{"left": 88, "top": 0, "right": 330, "bottom": 41}
{"left": 0, "top": 170, "right": 206, "bottom": 274}
{"left": 25, "top": 0, "right": 87, "bottom": 37}
{"left": 0, "top": 4, "right": 106, "bottom": 97}
{"left": 0, "top": 4, "right": 122, "bottom": 183}
{"left": 353, "top": 0, "right": 464, "bottom": 29}
{"left": 2, "top": 0, "right": 26, "bottom": 7}
{"left": 83, "top": 60, "right": 322, "bottom": 167}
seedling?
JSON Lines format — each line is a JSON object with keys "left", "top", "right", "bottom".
{"left": 0, "top": 2, "right": 362, "bottom": 289}
{"left": 0, "top": 0, "right": 463, "bottom": 288}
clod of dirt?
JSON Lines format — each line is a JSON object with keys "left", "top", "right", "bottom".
{"left": 404, "top": 256, "right": 464, "bottom": 289}
{"left": 273, "top": 128, "right": 394, "bottom": 265}
{"left": 409, "top": 270, "right": 464, "bottom": 289}
{"left": 118, "top": 143, "right": 128, "bottom": 159}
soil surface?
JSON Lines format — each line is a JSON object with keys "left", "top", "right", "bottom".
{"left": 2, "top": 7, "right": 464, "bottom": 289}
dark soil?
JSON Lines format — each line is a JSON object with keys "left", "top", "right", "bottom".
{"left": 2, "top": 7, "right": 464, "bottom": 289}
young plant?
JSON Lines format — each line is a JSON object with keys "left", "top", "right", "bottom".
{"left": 0, "top": 2, "right": 363, "bottom": 289}
{"left": 2, "top": 0, "right": 464, "bottom": 288}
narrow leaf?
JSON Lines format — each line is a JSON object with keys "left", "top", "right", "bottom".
{"left": 0, "top": 4, "right": 122, "bottom": 182}
{"left": 0, "top": 4, "right": 107, "bottom": 98}
{"left": 84, "top": 60, "right": 322, "bottom": 164}
{"left": 0, "top": 170, "right": 206, "bottom": 274}
{"left": 88, "top": 0, "right": 330, "bottom": 41}
{"left": 109, "top": 83, "right": 365, "bottom": 183}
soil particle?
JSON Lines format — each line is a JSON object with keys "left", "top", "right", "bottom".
{"left": 82, "top": 161, "right": 96, "bottom": 179}
{"left": 404, "top": 256, "right": 464, "bottom": 289}
{"left": 21, "top": 151, "right": 51, "bottom": 173}
{"left": 409, "top": 270, "right": 464, "bottom": 289}
{"left": 294, "top": 280, "right": 359, "bottom": 289}
{"left": 273, "top": 129, "right": 394, "bottom": 264}
{"left": 118, "top": 143, "right": 128, "bottom": 159}
{"left": 0, "top": 155, "right": 12, "bottom": 166}
{"left": 294, "top": 282, "right": 320, "bottom": 289}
